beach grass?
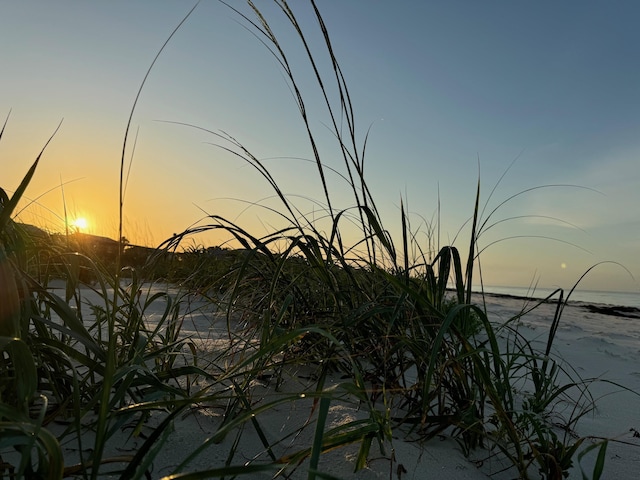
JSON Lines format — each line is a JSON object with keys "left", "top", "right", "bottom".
{"left": 0, "top": 1, "right": 622, "bottom": 479}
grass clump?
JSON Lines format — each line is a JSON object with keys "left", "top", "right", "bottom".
{"left": 0, "top": 1, "right": 622, "bottom": 479}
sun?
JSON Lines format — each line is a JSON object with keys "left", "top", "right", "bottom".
{"left": 71, "top": 217, "right": 88, "bottom": 231}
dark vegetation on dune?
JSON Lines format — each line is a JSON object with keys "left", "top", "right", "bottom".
{"left": 1, "top": 1, "right": 629, "bottom": 479}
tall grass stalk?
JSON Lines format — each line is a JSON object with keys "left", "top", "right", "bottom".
{"left": 85, "top": 5, "right": 201, "bottom": 479}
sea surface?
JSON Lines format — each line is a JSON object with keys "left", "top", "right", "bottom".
{"left": 479, "top": 285, "right": 640, "bottom": 309}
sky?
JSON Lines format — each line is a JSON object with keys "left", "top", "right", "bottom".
{"left": 2, "top": 1, "right": 639, "bottom": 293}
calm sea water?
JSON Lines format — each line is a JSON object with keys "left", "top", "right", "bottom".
{"left": 478, "top": 285, "right": 640, "bottom": 308}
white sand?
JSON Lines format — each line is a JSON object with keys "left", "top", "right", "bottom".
{"left": 48, "top": 284, "right": 640, "bottom": 479}
{"left": 475, "top": 294, "right": 640, "bottom": 479}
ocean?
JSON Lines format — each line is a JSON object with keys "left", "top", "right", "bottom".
{"left": 478, "top": 285, "right": 640, "bottom": 309}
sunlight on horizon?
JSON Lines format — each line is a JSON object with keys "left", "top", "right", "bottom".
{"left": 70, "top": 217, "right": 88, "bottom": 232}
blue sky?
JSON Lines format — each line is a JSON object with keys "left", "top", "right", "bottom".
{"left": 2, "top": 1, "right": 639, "bottom": 293}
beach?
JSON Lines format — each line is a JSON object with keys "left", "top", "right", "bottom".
{"left": 44, "top": 284, "right": 640, "bottom": 479}
{"left": 4, "top": 2, "right": 640, "bottom": 478}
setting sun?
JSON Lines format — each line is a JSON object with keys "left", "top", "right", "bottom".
{"left": 71, "top": 217, "right": 88, "bottom": 231}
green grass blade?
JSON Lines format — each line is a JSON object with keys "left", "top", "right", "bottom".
{"left": 118, "top": 405, "right": 189, "bottom": 480}
{"left": 160, "top": 463, "right": 279, "bottom": 480}
{"left": 308, "top": 396, "right": 331, "bottom": 480}
{"left": 0, "top": 337, "right": 37, "bottom": 409}
{"left": 0, "top": 120, "right": 62, "bottom": 233}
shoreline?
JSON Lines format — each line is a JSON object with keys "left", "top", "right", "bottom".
{"left": 479, "top": 290, "right": 640, "bottom": 318}
{"left": 474, "top": 285, "right": 640, "bottom": 309}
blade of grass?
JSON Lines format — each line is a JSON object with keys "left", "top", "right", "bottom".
{"left": 308, "top": 396, "right": 331, "bottom": 480}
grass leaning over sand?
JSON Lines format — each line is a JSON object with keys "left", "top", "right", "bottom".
{"left": 0, "top": 1, "right": 629, "bottom": 478}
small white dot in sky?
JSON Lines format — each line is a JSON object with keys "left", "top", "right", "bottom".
{"left": 561, "top": 263, "right": 567, "bottom": 269}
